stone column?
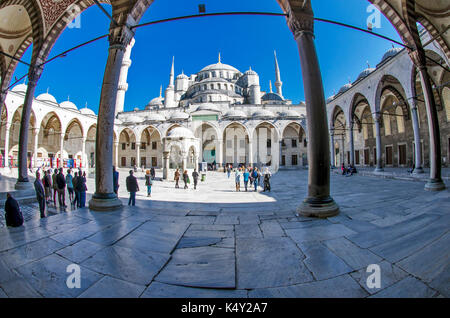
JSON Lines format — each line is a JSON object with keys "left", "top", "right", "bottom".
{"left": 330, "top": 131, "right": 335, "bottom": 168}
{"left": 271, "top": 130, "right": 279, "bottom": 171}
{"left": 81, "top": 137, "right": 87, "bottom": 168}
{"left": 287, "top": 3, "right": 339, "bottom": 217}
{"left": 181, "top": 152, "right": 187, "bottom": 172}
{"left": 215, "top": 138, "right": 223, "bottom": 167}
{"left": 33, "top": 128, "right": 39, "bottom": 168}
{"left": 410, "top": 51, "right": 445, "bottom": 191}
{"left": 16, "top": 65, "right": 43, "bottom": 189}
{"left": 89, "top": 24, "right": 134, "bottom": 211}
{"left": 163, "top": 151, "right": 169, "bottom": 180}
{"left": 194, "top": 152, "right": 199, "bottom": 171}
{"left": 136, "top": 143, "right": 141, "bottom": 169}
{"left": 374, "top": 112, "right": 384, "bottom": 172}
{"left": 4, "top": 123, "right": 11, "bottom": 168}
{"left": 279, "top": 139, "right": 283, "bottom": 167}
{"left": 59, "top": 133, "right": 64, "bottom": 168}
{"left": 114, "top": 141, "right": 119, "bottom": 168}
{"left": 248, "top": 139, "right": 253, "bottom": 167}
{"left": 410, "top": 104, "right": 423, "bottom": 174}
{"left": 349, "top": 121, "right": 355, "bottom": 166}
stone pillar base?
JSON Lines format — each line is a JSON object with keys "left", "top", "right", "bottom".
{"left": 412, "top": 167, "right": 424, "bottom": 174}
{"left": 15, "top": 181, "right": 33, "bottom": 190}
{"left": 374, "top": 167, "right": 384, "bottom": 173}
{"left": 297, "top": 196, "right": 339, "bottom": 218}
{"left": 89, "top": 193, "right": 123, "bottom": 211}
{"left": 424, "top": 179, "right": 446, "bottom": 191}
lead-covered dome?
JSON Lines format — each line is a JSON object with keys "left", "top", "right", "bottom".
{"left": 145, "top": 113, "right": 166, "bottom": 121}
{"left": 380, "top": 47, "right": 402, "bottom": 63}
{"left": 11, "top": 84, "right": 28, "bottom": 93}
{"left": 195, "top": 103, "right": 220, "bottom": 112}
{"left": 148, "top": 96, "right": 164, "bottom": 106}
{"left": 223, "top": 109, "right": 247, "bottom": 119}
{"left": 167, "top": 126, "right": 194, "bottom": 138}
{"left": 280, "top": 110, "right": 301, "bottom": 119}
{"left": 338, "top": 83, "right": 352, "bottom": 95}
{"left": 80, "top": 107, "right": 96, "bottom": 116}
{"left": 201, "top": 62, "right": 239, "bottom": 73}
{"left": 326, "top": 95, "right": 335, "bottom": 104}
{"left": 261, "top": 92, "right": 283, "bottom": 102}
{"left": 356, "top": 68, "right": 375, "bottom": 81}
{"left": 37, "top": 93, "right": 58, "bottom": 104}
{"left": 169, "top": 111, "right": 189, "bottom": 121}
{"left": 252, "top": 109, "right": 274, "bottom": 119}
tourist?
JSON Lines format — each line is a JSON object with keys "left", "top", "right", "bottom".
{"left": 52, "top": 169, "right": 58, "bottom": 205}
{"left": 341, "top": 163, "right": 347, "bottom": 175}
{"left": 72, "top": 171, "right": 79, "bottom": 208}
{"left": 174, "top": 169, "right": 180, "bottom": 188}
{"left": 34, "top": 171, "right": 46, "bottom": 218}
{"left": 183, "top": 170, "right": 189, "bottom": 189}
{"left": 145, "top": 170, "right": 153, "bottom": 197}
{"left": 235, "top": 169, "right": 241, "bottom": 192}
{"left": 43, "top": 170, "right": 52, "bottom": 204}
{"left": 263, "top": 168, "right": 271, "bottom": 192}
{"left": 192, "top": 169, "right": 199, "bottom": 190}
{"left": 252, "top": 168, "right": 259, "bottom": 191}
{"left": 56, "top": 168, "right": 67, "bottom": 208}
{"left": 66, "top": 169, "right": 74, "bottom": 205}
{"left": 227, "top": 165, "right": 231, "bottom": 178}
{"left": 243, "top": 168, "right": 249, "bottom": 192}
{"left": 4, "top": 193, "right": 24, "bottom": 227}
{"left": 76, "top": 171, "right": 87, "bottom": 208}
{"left": 150, "top": 167, "right": 156, "bottom": 180}
{"left": 126, "top": 170, "right": 139, "bottom": 206}
{"left": 113, "top": 166, "right": 119, "bottom": 195}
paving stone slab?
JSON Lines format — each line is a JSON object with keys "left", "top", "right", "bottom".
{"left": 50, "top": 221, "right": 112, "bottom": 246}
{"left": 369, "top": 276, "right": 437, "bottom": 298}
{"left": 189, "top": 224, "right": 234, "bottom": 231}
{"left": 81, "top": 245, "right": 170, "bottom": 285}
{"left": 0, "top": 237, "right": 64, "bottom": 269}
{"left": 323, "top": 237, "right": 382, "bottom": 270}
{"left": 259, "top": 221, "right": 285, "bottom": 237}
{"left": 0, "top": 276, "right": 42, "bottom": 298}
{"left": 299, "top": 242, "right": 353, "bottom": 281}
{"left": 248, "top": 275, "right": 368, "bottom": 298}
{"left": 211, "top": 237, "right": 235, "bottom": 249}
{"left": 235, "top": 224, "right": 263, "bottom": 238}
{"left": 236, "top": 237, "right": 312, "bottom": 289}
{"left": 141, "top": 282, "right": 247, "bottom": 298}
{"left": 214, "top": 215, "right": 239, "bottom": 225}
{"left": 184, "top": 229, "right": 234, "bottom": 238}
{"left": 285, "top": 223, "right": 356, "bottom": 243}
{"left": 350, "top": 260, "right": 409, "bottom": 295}
{"left": 155, "top": 246, "right": 235, "bottom": 289}
{"left": 150, "top": 215, "right": 215, "bottom": 224}
{"left": 78, "top": 276, "right": 146, "bottom": 298}
{"left": 86, "top": 219, "right": 144, "bottom": 246}
{"left": 56, "top": 239, "right": 106, "bottom": 264}
{"left": 15, "top": 254, "right": 103, "bottom": 297}
{"left": 0, "top": 227, "right": 55, "bottom": 252}
{"left": 280, "top": 219, "right": 331, "bottom": 230}
{"left": 177, "top": 237, "right": 222, "bottom": 249}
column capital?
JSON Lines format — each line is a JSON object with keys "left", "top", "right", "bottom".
{"left": 32, "top": 127, "right": 40, "bottom": 136}
{"left": 408, "top": 49, "right": 427, "bottom": 70}
{"left": 109, "top": 24, "right": 135, "bottom": 51}
{"left": 286, "top": 0, "right": 314, "bottom": 40}
{"left": 374, "top": 112, "right": 382, "bottom": 122}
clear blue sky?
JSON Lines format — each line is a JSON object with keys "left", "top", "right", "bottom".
{"left": 11, "top": 0, "right": 402, "bottom": 114}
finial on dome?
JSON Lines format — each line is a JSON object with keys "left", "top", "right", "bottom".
{"left": 366, "top": 60, "right": 370, "bottom": 68}
{"left": 159, "top": 85, "right": 162, "bottom": 97}
{"left": 67, "top": 95, "right": 70, "bottom": 101}
{"left": 392, "top": 43, "right": 395, "bottom": 49}
{"left": 46, "top": 87, "right": 49, "bottom": 94}
{"left": 269, "top": 80, "right": 272, "bottom": 93}
{"left": 218, "top": 52, "right": 221, "bottom": 63}
{"left": 348, "top": 77, "right": 351, "bottom": 84}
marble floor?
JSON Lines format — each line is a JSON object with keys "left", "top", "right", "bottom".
{"left": 0, "top": 168, "right": 448, "bottom": 298}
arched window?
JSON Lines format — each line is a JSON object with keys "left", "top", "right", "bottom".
{"left": 218, "top": 84, "right": 221, "bottom": 90}
{"left": 383, "top": 111, "right": 391, "bottom": 136}
{"left": 443, "top": 86, "right": 450, "bottom": 122}
{"left": 212, "top": 71, "right": 216, "bottom": 77}
{"left": 395, "top": 106, "right": 405, "bottom": 133}
{"left": 210, "top": 84, "right": 214, "bottom": 90}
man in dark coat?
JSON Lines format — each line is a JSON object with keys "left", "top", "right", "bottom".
{"left": 4, "top": 193, "right": 24, "bottom": 227}
{"left": 56, "top": 168, "right": 66, "bottom": 207}
{"left": 126, "top": 170, "right": 139, "bottom": 206}
{"left": 34, "top": 171, "right": 46, "bottom": 218}
{"left": 192, "top": 169, "right": 199, "bottom": 190}
{"left": 113, "top": 166, "right": 119, "bottom": 195}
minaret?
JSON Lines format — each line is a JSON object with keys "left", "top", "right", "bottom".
{"left": 115, "top": 37, "right": 135, "bottom": 115}
{"left": 274, "top": 50, "right": 283, "bottom": 98}
{"left": 164, "top": 56, "right": 175, "bottom": 108}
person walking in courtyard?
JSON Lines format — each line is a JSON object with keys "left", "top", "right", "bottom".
{"left": 183, "top": 170, "right": 189, "bottom": 189}
{"left": 126, "top": 170, "right": 139, "bottom": 206}
{"left": 52, "top": 169, "right": 58, "bottom": 205}
{"left": 174, "top": 168, "right": 180, "bottom": 188}
{"left": 72, "top": 171, "right": 79, "bottom": 208}
{"left": 4, "top": 193, "right": 24, "bottom": 227}
{"left": 145, "top": 170, "right": 153, "bottom": 197}
{"left": 263, "top": 168, "right": 271, "bottom": 192}
{"left": 34, "top": 171, "right": 46, "bottom": 218}
{"left": 227, "top": 165, "right": 231, "bottom": 178}
{"left": 113, "top": 166, "right": 119, "bottom": 195}
{"left": 43, "top": 170, "right": 52, "bottom": 204}
{"left": 150, "top": 167, "right": 156, "bottom": 180}
{"left": 235, "top": 169, "right": 241, "bottom": 192}
{"left": 56, "top": 168, "right": 67, "bottom": 208}
{"left": 66, "top": 169, "right": 74, "bottom": 205}
{"left": 243, "top": 168, "right": 249, "bottom": 192}
{"left": 192, "top": 169, "right": 199, "bottom": 190}
{"left": 76, "top": 171, "right": 87, "bottom": 208}
{"left": 252, "top": 168, "right": 259, "bottom": 192}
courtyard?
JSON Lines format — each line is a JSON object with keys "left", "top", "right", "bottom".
{"left": 0, "top": 169, "right": 448, "bottom": 298}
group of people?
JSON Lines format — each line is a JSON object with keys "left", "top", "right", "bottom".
{"left": 341, "top": 163, "right": 357, "bottom": 176}
{"left": 124, "top": 168, "right": 156, "bottom": 206}
{"left": 233, "top": 166, "right": 272, "bottom": 192}
{"left": 34, "top": 167, "right": 88, "bottom": 218}
{"left": 173, "top": 169, "right": 199, "bottom": 190}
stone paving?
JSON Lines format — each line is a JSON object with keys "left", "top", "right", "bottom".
{"left": 0, "top": 168, "right": 449, "bottom": 298}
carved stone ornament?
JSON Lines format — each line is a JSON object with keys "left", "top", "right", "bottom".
{"left": 286, "top": 0, "right": 315, "bottom": 40}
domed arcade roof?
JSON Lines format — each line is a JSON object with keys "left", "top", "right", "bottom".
{"left": 252, "top": 109, "right": 275, "bottom": 118}
{"left": 80, "top": 107, "right": 96, "bottom": 116}
{"left": 380, "top": 47, "right": 402, "bottom": 63}
{"left": 261, "top": 92, "right": 283, "bottom": 102}
{"left": 36, "top": 93, "right": 58, "bottom": 104}
{"left": 338, "top": 83, "right": 352, "bottom": 95}
{"left": 167, "top": 126, "right": 195, "bottom": 139}
{"left": 169, "top": 111, "right": 189, "bottom": 121}
{"left": 145, "top": 113, "right": 166, "bottom": 121}
{"left": 60, "top": 100, "right": 78, "bottom": 111}
{"left": 223, "top": 109, "right": 247, "bottom": 119}
{"left": 356, "top": 68, "right": 375, "bottom": 81}
{"left": 11, "top": 84, "right": 28, "bottom": 93}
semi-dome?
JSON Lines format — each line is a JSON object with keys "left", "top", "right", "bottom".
{"left": 338, "top": 83, "right": 352, "bottom": 95}
{"left": 37, "top": 93, "right": 58, "bottom": 104}
{"left": 252, "top": 109, "right": 274, "bottom": 118}
{"left": 80, "top": 107, "right": 96, "bottom": 116}
{"left": 356, "top": 68, "right": 375, "bottom": 81}
{"left": 11, "top": 84, "right": 28, "bottom": 93}
{"left": 60, "top": 100, "right": 78, "bottom": 111}
{"left": 167, "top": 126, "right": 194, "bottom": 138}
{"left": 380, "top": 47, "right": 402, "bottom": 63}
{"left": 169, "top": 111, "right": 189, "bottom": 121}
{"left": 148, "top": 96, "right": 163, "bottom": 106}
{"left": 261, "top": 92, "right": 283, "bottom": 102}
{"left": 145, "top": 113, "right": 166, "bottom": 121}
{"left": 195, "top": 103, "right": 220, "bottom": 112}
{"left": 223, "top": 109, "right": 247, "bottom": 119}
{"left": 280, "top": 110, "right": 301, "bottom": 118}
